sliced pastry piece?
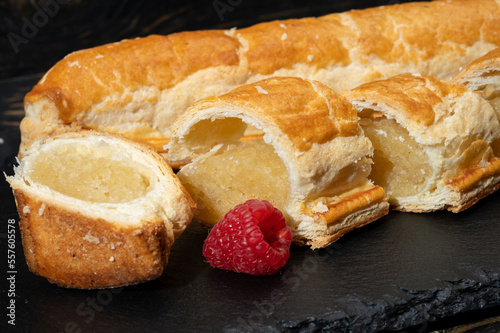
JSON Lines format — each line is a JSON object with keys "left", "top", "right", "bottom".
{"left": 452, "top": 47, "right": 500, "bottom": 155}
{"left": 6, "top": 131, "right": 195, "bottom": 289}
{"left": 168, "top": 77, "right": 389, "bottom": 249}
{"left": 342, "top": 73, "right": 500, "bottom": 212}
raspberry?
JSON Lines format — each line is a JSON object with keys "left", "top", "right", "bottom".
{"left": 202, "top": 199, "right": 292, "bottom": 275}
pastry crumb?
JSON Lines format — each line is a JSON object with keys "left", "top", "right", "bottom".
{"left": 23, "top": 206, "right": 31, "bottom": 214}
{"left": 67, "top": 60, "right": 80, "bottom": 68}
{"left": 83, "top": 233, "right": 100, "bottom": 244}
{"left": 109, "top": 257, "right": 115, "bottom": 262}
{"left": 312, "top": 201, "right": 329, "bottom": 213}
{"left": 38, "top": 204, "right": 45, "bottom": 216}
{"left": 255, "top": 85, "right": 268, "bottom": 94}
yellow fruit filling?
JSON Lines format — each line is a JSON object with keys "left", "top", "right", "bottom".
{"left": 28, "top": 142, "right": 152, "bottom": 203}
{"left": 177, "top": 139, "right": 289, "bottom": 225}
{"left": 359, "top": 116, "right": 432, "bottom": 201}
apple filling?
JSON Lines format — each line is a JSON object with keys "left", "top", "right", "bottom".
{"left": 28, "top": 143, "right": 152, "bottom": 203}
{"left": 176, "top": 139, "right": 289, "bottom": 225}
{"left": 359, "top": 116, "right": 432, "bottom": 201}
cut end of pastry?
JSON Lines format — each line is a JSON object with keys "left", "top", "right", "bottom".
{"left": 359, "top": 116, "right": 433, "bottom": 201}
{"left": 292, "top": 185, "right": 389, "bottom": 249}
{"left": 451, "top": 47, "right": 500, "bottom": 157}
{"left": 6, "top": 131, "right": 195, "bottom": 289}
{"left": 28, "top": 140, "right": 152, "bottom": 204}
{"left": 344, "top": 73, "right": 500, "bottom": 212}
{"left": 169, "top": 77, "right": 389, "bottom": 248}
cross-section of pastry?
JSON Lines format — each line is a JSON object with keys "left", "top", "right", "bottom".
{"left": 452, "top": 47, "right": 500, "bottom": 155}
{"left": 168, "top": 77, "right": 389, "bottom": 249}
{"left": 6, "top": 131, "right": 196, "bottom": 289}
{"left": 342, "top": 73, "right": 500, "bottom": 212}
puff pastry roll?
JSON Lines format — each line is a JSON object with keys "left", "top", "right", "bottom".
{"left": 452, "top": 47, "right": 500, "bottom": 155}
{"left": 19, "top": 0, "right": 500, "bottom": 157}
{"left": 6, "top": 131, "right": 195, "bottom": 289}
{"left": 168, "top": 77, "right": 389, "bottom": 249}
{"left": 343, "top": 73, "right": 500, "bottom": 212}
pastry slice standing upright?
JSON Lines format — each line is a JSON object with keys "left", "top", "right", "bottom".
{"left": 6, "top": 131, "right": 196, "bottom": 289}
{"left": 452, "top": 47, "right": 500, "bottom": 155}
{"left": 343, "top": 73, "right": 500, "bottom": 212}
{"left": 168, "top": 77, "right": 389, "bottom": 249}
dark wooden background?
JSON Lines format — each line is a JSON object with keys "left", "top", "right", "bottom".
{"left": 0, "top": 0, "right": 413, "bottom": 80}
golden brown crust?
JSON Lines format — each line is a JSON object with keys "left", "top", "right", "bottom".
{"left": 298, "top": 203, "right": 390, "bottom": 249}
{"left": 238, "top": 16, "right": 352, "bottom": 75}
{"left": 14, "top": 189, "right": 170, "bottom": 289}
{"left": 312, "top": 186, "right": 387, "bottom": 225}
{"left": 190, "top": 77, "right": 359, "bottom": 152}
{"left": 297, "top": 186, "right": 389, "bottom": 249}
{"left": 329, "top": 0, "right": 500, "bottom": 64}
{"left": 20, "top": 0, "right": 500, "bottom": 157}
{"left": 26, "top": 32, "right": 240, "bottom": 123}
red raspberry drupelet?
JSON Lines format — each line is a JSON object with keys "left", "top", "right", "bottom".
{"left": 202, "top": 199, "right": 292, "bottom": 275}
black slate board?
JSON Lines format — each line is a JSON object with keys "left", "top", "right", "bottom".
{"left": 1, "top": 1, "right": 500, "bottom": 332}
